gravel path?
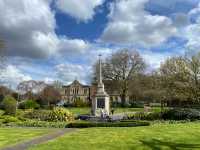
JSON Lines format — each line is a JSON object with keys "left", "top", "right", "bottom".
{"left": 1, "top": 128, "right": 76, "bottom": 150}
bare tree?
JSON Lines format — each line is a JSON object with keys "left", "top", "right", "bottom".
{"left": 94, "top": 49, "right": 146, "bottom": 106}
{"left": 39, "top": 86, "right": 61, "bottom": 107}
{"left": 185, "top": 53, "right": 200, "bottom": 103}
{"left": 160, "top": 56, "right": 191, "bottom": 106}
{"left": 0, "top": 86, "right": 12, "bottom": 102}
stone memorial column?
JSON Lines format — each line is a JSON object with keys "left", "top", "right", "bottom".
{"left": 92, "top": 54, "right": 110, "bottom": 117}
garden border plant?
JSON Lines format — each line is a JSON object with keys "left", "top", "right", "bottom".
{"left": 66, "top": 120, "right": 150, "bottom": 128}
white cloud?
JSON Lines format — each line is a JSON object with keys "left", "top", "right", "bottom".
{"left": 141, "top": 51, "right": 173, "bottom": 71}
{"left": 58, "top": 38, "right": 90, "bottom": 55}
{"left": 2, "top": 0, "right": 199, "bottom": 87}
{"left": 55, "top": 63, "right": 92, "bottom": 85}
{"left": 189, "top": 2, "right": 200, "bottom": 16}
{"left": 0, "top": 0, "right": 59, "bottom": 58}
{"left": 184, "top": 23, "right": 200, "bottom": 52}
{"left": 183, "top": 2, "right": 200, "bottom": 53}
{"left": 56, "top": 0, "right": 104, "bottom": 22}
{"left": 0, "top": 0, "right": 92, "bottom": 59}
{"left": 0, "top": 65, "right": 32, "bottom": 88}
{"left": 44, "top": 77, "right": 55, "bottom": 84}
{"left": 172, "top": 13, "right": 190, "bottom": 27}
{"left": 101, "top": 0, "right": 177, "bottom": 47}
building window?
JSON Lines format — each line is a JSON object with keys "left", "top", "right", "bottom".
{"left": 65, "top": 89, "right": 67, "bottom": 95}
{"left": 115, "top": 96, "right": 118, "bottom": 101}
{"left": 110, "top": 96, "right": 113, "bottom": 101}
{"left": 84, "top": 89, "right": 87, "bottom": 94}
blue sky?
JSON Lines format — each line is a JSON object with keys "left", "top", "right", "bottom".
{"left": 54, "top": 1, "right": 110, "bottom": 41}
{"left": 0, "top": 0, "right": 200, "bottom": 88}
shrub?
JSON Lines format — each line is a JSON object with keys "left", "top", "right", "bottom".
{"left": 161, "top": 108, "right": 200, "bottom": 121}
{"left": 0, "top": 115, "right": 22, "bottom": 127}
{"left": 0, "top": 114, "right": 67, "bottom": 128}
{"left": 0, "top": 109, "right": 4, "bottom": 115}
{"left": 127, "top": 108, "right": 200, "bottom": 121}
{"left": 111, "top": 101, "right": 122, "bottom": 108}
{"left": 0, "top": 115, "right": 19, "bottom": 123}
{"left": 18, "top": 100, "right": 40, "bottom": 109}
{"left": 23, "top": 108, "right": 74, "bottom": 122}
{"left": 63, "top": 102, "right": 74, "bottom": 108}
{"left": 146, "top": 112, "right": 161, "bottom": 120}
{"left": 66, "top": 121, "right": 150, "bottom": 128}
{"left": 15, "top": 120, "right": 67, "bottom": 128}
{"left": 23, "top": 110, "right": 52, "bottom": 121}
{"left": 49, "top": 107, "right": 74, "bottom": 122}
{"left": 2, "top": 96, "right": 17, "bottom": 115}
{"left": 127, "top": 112, "right": 161, "bottom": 121}
{"left": 129, "top": 102, "right": 144, "bottom": 108}
{"left": 74, "top": 98, "right": 89, "bottom": 107}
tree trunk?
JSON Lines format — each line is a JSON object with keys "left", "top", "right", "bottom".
{"left": 121, "top": 92, "right": 126, "bottom": 107}
{"left": 160, "top": 100, "right": 163, "bottom": 112}
{"left": 120, "top": 80, "right": 128, "bottom": 107}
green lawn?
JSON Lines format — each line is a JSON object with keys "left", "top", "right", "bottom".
{"left": 113, "top": 107, "right": 162, "bottom": 113}
{"left": 29, "top": 122, "right": 200, "bottom": 150}
{"left": 67, "top": 107, "right": 162, "bottom": 115}
{"left": 0, "top": 128, "right": 55, "bottom": 149}
{"left": 68, "top": 107, "right": 91, "bottom": 115}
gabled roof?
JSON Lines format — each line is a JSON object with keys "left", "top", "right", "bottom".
{"left": 63, "top": 80, "right": 90, "bottom": 88}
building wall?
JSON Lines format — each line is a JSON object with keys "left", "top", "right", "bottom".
{"left": 61, "top": 80, "right": 90, "bottom": 103}
{"left": 61, "top": 80, "right": 130, "bottom": 104}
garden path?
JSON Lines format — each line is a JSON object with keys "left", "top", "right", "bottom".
{"left": 1, "top": 128, "right": 76, "bottom": 150}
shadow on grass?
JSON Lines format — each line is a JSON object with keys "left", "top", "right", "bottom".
{"left": 140, "top": 139, "right": 200, "bottom": 150}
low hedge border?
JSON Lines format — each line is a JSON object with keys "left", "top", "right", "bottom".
{"left": 15, "top": 120, "right": 67, "bottom": 128}
{"left": 66, "top": 121, "right": 150, "bottom": 128}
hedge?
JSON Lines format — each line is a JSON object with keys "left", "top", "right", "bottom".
{"left": 66, "top": 121, "right": 150, "bottom": 128}
{"left": 162, "top": 108, "right": 200, "bottom": 120}
{"left": 15, "top": 120, "right": 67, "bottom": 128}
{"left": 0, "top": 115, "right": 68, "bottom": 128}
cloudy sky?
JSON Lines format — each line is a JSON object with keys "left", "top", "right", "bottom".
{"left": 0, "top": 0, "right": 200, "bottom": 88}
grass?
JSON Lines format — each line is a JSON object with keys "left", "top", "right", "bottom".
{"left": 68, "top": 107, "right": 91, "bottom": 115}
{"left": 67, "top": 107, "right": 162, "bottom": 115}
{"left": 0, "top": 128, "right": 55, "bottom": 149}
{"left": 113, "top": 107, "right": 162, "bottom": 113}
{"left": 29, "top": 122, "right": 200, "bottom": 150}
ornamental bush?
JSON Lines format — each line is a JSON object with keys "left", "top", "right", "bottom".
{"left": 127, "top": 112, "right": 161, "bottom": 120}
{"left": 162, "top": 108, "right": 200, "bottom": 121}
{"left": 2, "top": 96, "right": 17, "bottom": 115}
{"left": 19, "top": 100, "right": 40, "bottom": 109}
{"left": 23, "top": 110, "right": 51, "bottom": 121}
{"left": 126, "top": 108, "right": 200, "bottom": 121}
{"left": 15, "top": 120, "right": 67, "bottom": 128}
{"left": 0, "top": 115, "right": 19, "bottom": 123}
{"left": 74, "top": 98, "right": 89, "bottom": 107}
{"left": 49, "top": 107, "right": 74, "bottom": 122}
{"left": 23, "top": 108, "right": 74, "bottom": 122}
